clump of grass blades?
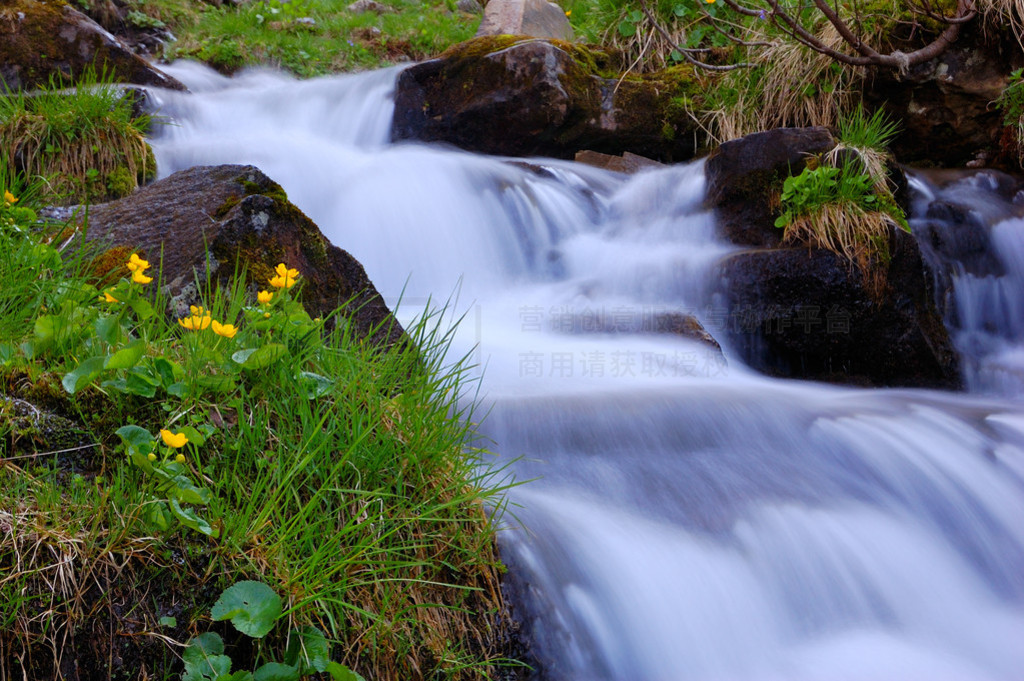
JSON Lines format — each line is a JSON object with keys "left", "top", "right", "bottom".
{"left": 0, "top": 71, "right": 153, "bottom": 205}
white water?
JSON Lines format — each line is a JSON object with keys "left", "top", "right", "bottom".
{"left": 149, "top": 64, "right": 1024, "bottom": 680}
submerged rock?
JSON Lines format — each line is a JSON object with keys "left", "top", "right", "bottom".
{"left": 78, "top": 165, "right": 404, "bottom": 348}
{"left": 706, "top": 128, "right": 960, "bottom": 389}
{"left": 392, "top": 36, "right": 700, "bottom": 161}
{"left": 0, "top": 0, "right": 185, "bottom": 91}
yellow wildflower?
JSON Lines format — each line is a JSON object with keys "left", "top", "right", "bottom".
{"left": 565, "top": 9, "right": 571, "bottom": 16}
{"left": 264, "top": 312, "right": 271, "bottom": 318}
{"left": 132, "top": 269, "right": 153, "bottom": 285}
{"left": 127, "top": 253, "right": 150, "bottom": 272}
{"left": 178, "top": 314, "right": 212, "bottom": 330}
{"left": 160, "top": 429, "right": 189, "bottom": 449}
{"left": 211, "top": 320, "right": 238, "bottom": 338}
{"left": 269, "top": 263, "right": 299, "bottom": 289}
{"left": 190, "top": 305, "right": 206, "bottom": 316}
{"left": 3, "top": 190, "right": 17, "bottom": 205}
{"left": 102, "top": 290, "right": 119, "bottom": 303}
{"left": 257, "top": 290, "right": 273, "bottom": 305}
{"left": 175, "top": 453, "right": 186, "bottom": 464}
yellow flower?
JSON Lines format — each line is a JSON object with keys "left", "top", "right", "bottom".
{"left": 131, "top": 269, "right": 153, "bottom": 285}
{"left": 160, "top": 429, "right": 189, "bottom": 449}
{"left": 257, "top": 290, "right": 273, "bottom": 305}
{"left": 178, "top": 314, "right": 212, "bottom": 330}
{"left": 127, "top": 253, "right": 149, "bottom": 272}
{"left": 269, "top": 263, "right": 299, "bottom": 289}
{"left": 211, "top": 319, "right": 238, "bottom": 338}
{"left": 264, "top": 312, "right": 271, "bottom": 318}
{"left": 102, "top": 290, "right": 119, "bottom": 303}
{"left": 190, "top": 305, "right": 206, "bottom": 316}
{"left": 175, "top": 453, "right": 186, "bottom": 464}
{"left": 565, "top": 9, "right": 571, "bottom": 16}
{"left": 3, "top": 190, "right": 17, "bottom": 204}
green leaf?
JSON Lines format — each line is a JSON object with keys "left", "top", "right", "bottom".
{"left": 617, "top": 19, "right": 636, "bottom": 37}
{"left": 105, "top": 339, "right": 146, "bottom": 370}
{"left": 252, "top": 663, "right": 299, "bottom": 679}
{"left": 153, "top": 357, "right": 178, "bottom": 387}
{"left": 116, "top": 425, "right": 155, "bottom": 447}
{"left": 125, "top": 371, "right": 158, "bottom": 398}
{"left": 252, "top": 663, "right": 299, "bottom": 681}
{"left": 216, "top": 673, "right": 255, "bottom": 681}
{"left": 284, "top": 626, "right": 330, "bottom": 673}
{"left": 183, "top": 632, "right": 231, "bottom": 681}
{"left": 95, "top": 315, "right": 121, "bottom": 345}
{"left": 128, "top": 296, "right": 154, "bottom": 320}
{"left": 211, "top": 581, "right": 282, "bottom": 638}
{"left": 298, "top": 371, "right": 333, "bottom": 399}
{"left": 325, "top": 662, "right": 367, "bottom": 681}
{"left": 158, "top": 615, "right": 177, "bottom": 627}
{"left": 196, "top": 374, "right": 238, "bottom": 394}
{"left": 169, "top": 498, "right": 218, "bottom": 538}
{"left": 62, "top": 356, "right": 106, "bottom": 394}
{"left": 169, "top": 479, "right": 212, "bottom": 506}
{"left": 234, "top": 343, "right": 287, "bottom": 370}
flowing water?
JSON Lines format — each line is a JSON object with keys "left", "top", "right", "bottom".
{"left": 148, "top": 64, "right": 1024, "bottom": 681}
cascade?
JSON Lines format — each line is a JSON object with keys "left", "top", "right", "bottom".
{"left": 149, "top": 63, "right": 1024, "bottom": 681}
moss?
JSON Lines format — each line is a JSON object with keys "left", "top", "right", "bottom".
{"left": 87, "top": 245, "right": 135, "bottom": 287}
{"left": 213, "top": 195, "right": 240, "bottom": 220}
{"left": 105, "top": 166, "right": 135, "bottom": 199}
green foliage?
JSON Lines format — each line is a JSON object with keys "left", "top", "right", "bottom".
{"left": 184, "top": 581, "right": 364, "bottom": 681}
{"left": 0, "top": 188, "right": 512, "bottom": 679}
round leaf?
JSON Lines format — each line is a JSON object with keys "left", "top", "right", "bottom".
{"left": 211, "top": 581, "right": 282, "bottom": 638}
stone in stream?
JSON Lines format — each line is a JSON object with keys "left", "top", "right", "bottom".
{"left": 392, "top": 36, "right": 700, "bottom": 161}
{"left": 705, "top": 127, "right": 961, "bottom": 389}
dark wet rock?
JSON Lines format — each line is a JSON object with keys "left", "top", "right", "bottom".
{"left": 77, "top": 165, "right": 404, "bottom": 348}
{"left": 575, "top": 150, "right": 665, "bottom": 174}
{"left": 456, "top": 0, "right": 483, "bottom": 13}
{"left": 0, "top": 0, "right": 185, "bottom": 91}
{"left": 866, "top": 24, "right": 1024, "bottom": 170}
{"left": 476, "top": 0, "right": 573, "bottom": 41}
{"left": 346, "top": 0, "right": 394, "bottom": 13}
{"left": 392, "top": 36, "right": 700, "bottom": 162}
{"left": 717, "top": 241, "right": 960, "bottom": 389}
{"left": 1, "top": 394, "right": 98, "bottom": 471}
{"left": 706, "top": 127, "right": 959, "bottom": 388}
{"left": 704, "top": 127, "right": 838, "bottom": 247}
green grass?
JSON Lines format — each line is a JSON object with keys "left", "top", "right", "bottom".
{"left": 0, "top": 174, "right": 515, "bottom": 680}
{"left": 107, "top": 0, "right": 481, "bottom": 76}
{"left": 0, "top": 70, "right": 154, "bottom": 205}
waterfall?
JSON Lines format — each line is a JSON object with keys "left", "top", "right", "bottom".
{"left": 149, "top": 63, "right": 1024, "bottom": 681}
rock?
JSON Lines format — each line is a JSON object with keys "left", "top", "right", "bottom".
{"left": 867, "top": 24, "right": 1024, "bottom": 170}
{"left": 575, "top": 150, "right": 665, "bottom": 174}
{"left": 704, "top": 127, "right": 838, "bottom": 247}
{"left": 78, "top": 165, "right": 404, "bottom": 348}
{"left": 476, "top": 0, "right": 573, "bottom": 41}
{"left": 346, "top": 0, "right": 394, "bottom": 13}
{"left": 0, "top": 0, "right": 185, "bottom": 92}
{"left": 1, "top": 393, "right": 97, "bottom": 472}
{"left": 392, "top": 36, "right": 700, "bottom": 161}
{"left": 456, "top": 0, "right": 483, "bottom": 14}
{"left": 705, "top": 127, "right": 960, "bottom": 388}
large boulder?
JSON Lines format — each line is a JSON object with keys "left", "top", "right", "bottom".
{"left": 706, "top": 128, "right": 961, "bottom": 388}
{"left": 392, "top": 36, "right": 700, "bottom": 161}
{"left": 0, "top": 0, "right": 184, "bottom": 91}
{"left": 78, "top": 165, "right": 404, "bottom": 348}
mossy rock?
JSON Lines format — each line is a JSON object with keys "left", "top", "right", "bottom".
{"left": 392, "top": 36, "right": 704, "bottom": 161}
{"left": 0, "top": 0, "right": 184, "bottom": 91}
{"left": 75, "top": 164, "right": 405, "bottom": 349}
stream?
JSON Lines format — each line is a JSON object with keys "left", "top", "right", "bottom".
{"left": 148, "top": 63, "right": 1024, "bottom": 681}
